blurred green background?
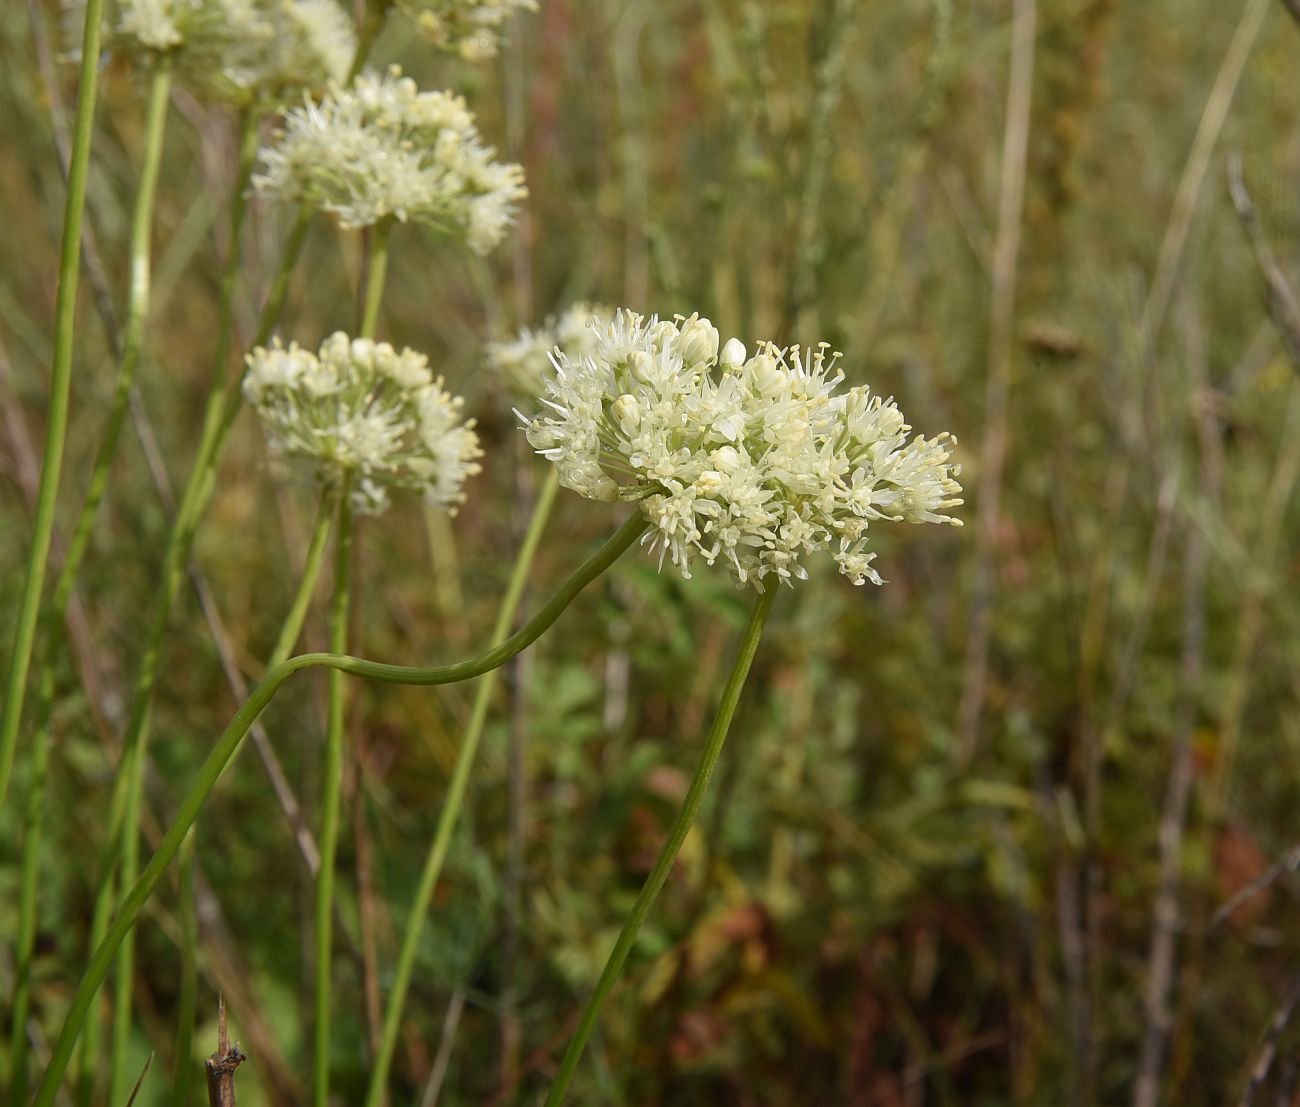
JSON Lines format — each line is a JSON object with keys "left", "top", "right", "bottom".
{"left": 3, "top": 0, "right": 1300, "bottom": 1103}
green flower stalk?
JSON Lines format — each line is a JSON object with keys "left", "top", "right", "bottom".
{"left": 314, "top": 491, "right": 353, "bottom": 1107}
{"left": 362, "top": 466, "right": 561, "bottom": 1107}
{"left": 30, "top": 510, "right": 648, "bottom": 1107}
{"left": 542, "top": 586, "right": 778, "bottom": 1105}
{"left": 0, "top": 0, "right": 106, "bottom": 821}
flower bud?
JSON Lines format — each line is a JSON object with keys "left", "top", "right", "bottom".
{"left": 677, "top": 313, "right": 720, "bottom": 367}
{"left": 610, "top": 393, "right": 641, "bottom": 434}
{"left": 719, "top": 337, "right": 747, "bottom": 371}
{"left": 627, "top": 350, "right": 657, "bottom": 383}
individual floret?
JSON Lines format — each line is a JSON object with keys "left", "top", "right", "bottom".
{"left": 253, "top": 66, "right": 527, "bottom": 250}
{"left": 520, "top": 309, "right": 962, "bottom": 589}
{"left": 244, "top": 333, "right": 482, "bottom": 515}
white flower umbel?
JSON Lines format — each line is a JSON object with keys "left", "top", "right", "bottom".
{"left": 68, "top": 0, "right": 354, "bottom": 105}
{"left": 245, "top": 333, "right": 483, "bottom": 515}
{"left": 253, "top": 67, "right": 528, "bottom": 250}
{"left": 522, "top": 309, "right": 963, "bottom": 589}
{"left": 487, "top": 302, "right": 614, "bottom": 399}
{"left": 396, "top": 0, "right": 536, "bottom": 60}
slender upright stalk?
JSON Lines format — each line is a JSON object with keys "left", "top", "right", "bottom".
{"left": 107, "top": 108, "right": 262, "bottom": 1107}
{"left": 32, "top": 512, "right": 648, "bottom": 1107}
{"left": 314, "top": 494, "right": 354, "bottom": 1107}
{"left": 168, "top": 829, "right": 198, "bottom": 1107}
{"left": 0, "top": 0, "right": 106, "bottom": 818}
{"left": 359, "top": 215, "right": 393, "bottom": 340}
{"left": 362, "top": 468, "right": 561, "bottom": 1107}
{"left": 542, "top": 585, "right": 778, "bottom": 1106}
{"left": 6, "top": 675, "right": 54, "bottom": 1104}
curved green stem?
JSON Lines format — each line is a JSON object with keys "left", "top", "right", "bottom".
{"left": 313, "top": 493, "right": 353, "bottom": 1107}
{"left": 32, "top": 511, "right": 647, "bottom": 1107}
{"left": 542, "top": 585, "right": 777, "bottom": 1107}
{"left": 0, "top": 0, "right": 105, "bottom": 819}
{"left": 107, "top": 107, "right": 262, "bottom": 1107}
{"left": 362, "top": 468, "right": 561, "bottom": 1107}
{"left": 359, "top": 215, "right": 393, "bottom": 339}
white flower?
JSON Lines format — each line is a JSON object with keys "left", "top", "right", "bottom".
{"left": 68, "top": 0, "right": 354, "bottom": 105}
{"left": 486, "top": 302, "right": 614, "bottom": 399}
{"left": 395, "top": 0, "right": 536, "bottom": 60}
{"left": 245, "top": 333, "right": 482, "bottom": 515}
{"left": 521, "top": 309, "right": 963, "bottom": 589}
{"left": 253, "top": 66, "right": 527, "bottom": 248}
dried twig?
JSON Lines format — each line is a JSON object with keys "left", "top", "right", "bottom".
{"left": 205, "top": 997, "right": 246, "bottom": 1107}
{"left": 1227, "top": 155, "right": 1300, "bottom": 370}
{"left": 1211, "top": 842, "right": 1300, "bottom": 930}
{"left": 1240, "top": 972, "right": 1300, "bottom": 1107}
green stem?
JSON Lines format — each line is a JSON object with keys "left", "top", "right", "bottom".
{"left": 314, "top": 494, "right": 353, "bottom": 1107}
{"left": 53, "top": 62, "right": 173, "bottom": 626}
{"left": 269, "top": 483, "right": 342, "bottom": 668}
{"left": 32, "top": 511, "right": 647, "bottom": 1107}
{"left": 362, "top": 468, "right": 561, "bottom": 1107}
{"left": 167, "top": 829, "right": 198, "bottom": 1107}
{"left": 7, "top": 670, "right": 53, "bottom": 1105}
{"left": 107, "top": 107, "right": 262, "bottom": 1107}
{"left": 348, "top": 0, "right": 391, "bottom": 82}
{"left": 0, "top": 0, "right": 105, "bottom": 818}
{"left": 359, "top": 215, "right": 393, "bottom": 339}
{"left": 10, "top": 59, "right": 173, "bottom": 1104}
{"left": 542, "top": 585, "right": 777, "bottom": 1107}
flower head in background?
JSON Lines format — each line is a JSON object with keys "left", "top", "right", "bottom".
{"left": 66, "top": 0, "right": 354, "bottom": 106}
{"left": 522, "top": 309, "right": 962, "bottom": 589}
{"left": 395, "top": 0, "right": 536, "bottom": 60}
{"left": 244, "top": 333, "right": 482, "bottom": 515}
{"left": 487, "top": 302, "right": 614, "bottom": 399}
{"left": 253, "top": 67, "right": 527, "bottom": 250}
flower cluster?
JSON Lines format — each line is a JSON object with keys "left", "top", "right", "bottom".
{"left": 521, "top": 310, "right": 963, "bottom": 588}
{"left": 70, "top": 0, "right": 355, "bottom": 106}
{"left": 486, "top": 302, "right": 614, "bottom": 399}
{"left": 253, "top": 67, "right": 527, "bottom": 250}
{"left": 244, "top": 333, "right": 482, "bottom": 515}
{"left": 396, "top": 0, "right": 537, "bottom": 60}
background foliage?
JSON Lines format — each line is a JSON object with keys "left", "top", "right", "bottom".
{"left": 3, "top": 0, "right": 1300, "bottom": 1104}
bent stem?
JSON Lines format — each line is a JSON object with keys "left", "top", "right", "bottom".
{"left": 542, "top": 585, "right": 778, "bottom": 1107}
{"left": 362, "top": 467, "right": 561, "bottom": 1107}
{"left": 314, "top": 493, "right": 354, "bottom": 1107}
{"left": 0, "top": 0, "right": 105, "bottom": 818}
{"left": 32, "top": 511, "right": 647, "bottom": 1107}
{"left": 107, "top": 107, "right": 261, "bottom": 1107}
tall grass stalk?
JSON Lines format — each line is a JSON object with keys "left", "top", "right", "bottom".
{"left": 542, "top": 585, "right": 778, "bottom": 1107}
{"left": 362, "top": 467, "right": 561, "bottom": 1107}
{"left": 167, "top": 829, "right": 198, "bottom": 1107}
{"left": 313, "top": 491, "right": 353, "bottom": 1107}
{"left": 107, "top": 108, "right": 262, "bottom": 1107}
{"left": 0, "top": 0, "right": 106, "bottom": 818}
{"left": 31, "top": 512, "right": 647, "bottom": 1107}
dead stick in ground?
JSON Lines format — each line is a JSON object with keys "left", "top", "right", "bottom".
{"left": 206, "top": 998, "right": 246, "bottom": 1107}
